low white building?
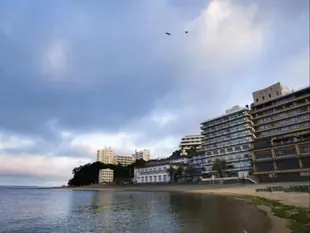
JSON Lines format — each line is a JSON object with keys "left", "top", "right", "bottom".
{"left": 98, "top": 168, "right": 114, "bottom": 183}
{"left": 133, "top": 155, "right": 189, "bottom": 184}
{"left": 134, "top": 164, "right": 171, "bottom": 183}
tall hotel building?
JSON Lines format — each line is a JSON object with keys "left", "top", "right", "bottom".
{"left": 97, "top": 147, "right": 117, "bottom": 164}
{"left": 199, "top": 105, "right": 255, "bottom": 178}
{"left": 132, "top": 149, "right": 150, "bottom": 162}
{"left": 251, "top": 83, "right": 310, "bottom": 182}
{"left": 115, "top": 155, "right": 133, "bottom": 166}
{"left": 179, "top": 135, "right": 203, "bottom": 155}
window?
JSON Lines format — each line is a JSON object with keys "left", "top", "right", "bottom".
{"left": 243, "top": 144, "right": 250, "bottom": 149}
{"left": 269, "top": 94, "right": 271, "bottom": 98}
{"left": 262, "top": 96, "right": 265, "bottom": 100}
{"left": 256, "top": 98, "right": 258, "bottom": 102}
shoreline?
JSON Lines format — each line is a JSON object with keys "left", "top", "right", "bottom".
{"left": 54, "top": 183, "right": 310, "bottom": 208}
{"left": 52, "top": 184, "right": 310, "bottom": 233}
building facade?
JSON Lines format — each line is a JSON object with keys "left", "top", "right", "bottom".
{"left": 97, "top": 148, "right": 134, "bottom": 166}
{"left": 134, "top": 164, "right": 171, "bottom": 183}
{"left": 251, "top": 84, "right": 310, "bottom": 182}
{"left": 97, "top": 147, "right": 117, "bottom": 164}
{"left": 99, "top": 168, "right": 114, "bottom": 183}
{"left": 133, "top": 155, "right": 189, "bottom": 183}
{"left": 252, "top": 82, "right": 292, "bottom": 105}
{"left": 199, "top": 105, "right": 255, "bottom": 179}
{"left": 132, "top": 149, "right": 150, "bottom": 161}
{"left": 115, "top": 155, "right": 133, "bottom": 166}
{"left": 179, "top": 135, "right": 203, "bottom": 155}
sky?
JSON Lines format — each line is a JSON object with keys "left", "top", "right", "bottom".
{"left": 0, "top": 0, "right": 309, "bottom": 186}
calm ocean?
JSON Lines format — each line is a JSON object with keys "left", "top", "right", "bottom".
{"left": 0, "top": 188, "right": 271, "bottom": 233}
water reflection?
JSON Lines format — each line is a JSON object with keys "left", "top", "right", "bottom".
{"left": 0, "top": 189, "right": 271, "bottom": 233}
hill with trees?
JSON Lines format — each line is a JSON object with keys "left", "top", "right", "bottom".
{"left": 68, "top": 159, "right": 146, "bottom": 187}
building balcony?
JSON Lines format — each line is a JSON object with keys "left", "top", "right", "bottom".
{"left": 201, "top": 114, "right": 247, "bottom": 129}
{"left": 205, "top": 139, "right": 253, "bottom": 151}
{"left": 205, "top": 133, "right": 255, "bottom": 146}
{"left": 203, "top": 125, "right": 255, "bottom": 140}
{"left": 252, "top": 101, "right": 310, "bottom": 120}
{"left": 201, "top": 118, "right": 252, "bottom": 133}
{"left": 273, "top": 133, "right": 310, "bottom": 146}
{"left": 251, "top": 89, "right": 310, "bottom": 114}
{"left": 255, "top": 116, "right": 310, "bottom": 134}
{"left": 257, "top": 122, "right": 310, "bottom": 139}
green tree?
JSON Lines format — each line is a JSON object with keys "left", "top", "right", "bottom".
{"left": 212, "top": 159, "right": 228, "bottom": 178}
{"left": 185, "top": 145, "right": 198, "bottom": 157}
{"left": 170, "top": 150, "right": 182, "bottom": 158}
{"left": 68, "top": 160, "right": 148, "bottom": 187}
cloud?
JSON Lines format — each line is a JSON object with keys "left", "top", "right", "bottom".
{"left": 42, "top": 40, "right": 68, "bottom": 79}
{"left": 0, "top": 0, "right": 309, "bottom": 185}
{"left": 0, "top": 153, "right": 91, "bottom": 185}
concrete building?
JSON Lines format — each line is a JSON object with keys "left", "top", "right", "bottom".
{"left": 115, "top": 155, "right": 133, "bottom": 166}
{"left": 97, "top": 147, "right": 117, "bottom": 164}
{"left": 147, "top": 155, "right": 189, "bottom": 166}
{"left": 99, "top": 168, "right": 114, "bottom": 183}
{"left": 134, "top": 164, "right": 171, "bottom": 183}
{"left": 252, "top": 82, "right": 292, "bottom": 105}
{"left": 132, "top": 149, "right": 150, "bottom": 161}
{"left": 133, "top": 155, "right": 189, "bottom": 183}
{"left": 250, "top": 84, "right": 310, "bottom": 182}
{"left": 179, "top": 135, "right": 203, "bottom": 155}
{"left": 199, "top": 105, "right": 255, "bottom": 179}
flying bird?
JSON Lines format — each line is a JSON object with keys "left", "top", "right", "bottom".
{"left": 165, "top": 32, "right": 171, "bottom": 36}
{"left": 185, "top": 31, "right": 188, "bottom": 34}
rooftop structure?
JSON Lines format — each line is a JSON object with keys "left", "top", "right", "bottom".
{"left": 252, "top": 82, "right": 293, "bottom": 106}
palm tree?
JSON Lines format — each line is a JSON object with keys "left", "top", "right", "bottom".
{"left": 212, "top": 159, "right": 228, "bottom": 178}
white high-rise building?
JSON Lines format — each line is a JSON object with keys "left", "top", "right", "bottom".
{"left": 198, "top": 105, "right": 255, "bottom": 179}
{"left": 132, "top": 149, "right": 150, "bottom": 161}
{"left": 115, "top": 155, "right": 134, "bottom": 166}
{"left": 97, "top": 147, "right": 117, "bottom": 165}
{"left": 179, "top": 135, "right": 203, "bottom": 155}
